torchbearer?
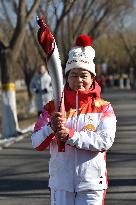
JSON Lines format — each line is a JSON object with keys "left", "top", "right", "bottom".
{"left": 31, "top": 31, "right": 116, "bottom": 205}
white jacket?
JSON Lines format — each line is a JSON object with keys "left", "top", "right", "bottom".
{"left": 31, "top": 83, "right": 116, "bottom": 192}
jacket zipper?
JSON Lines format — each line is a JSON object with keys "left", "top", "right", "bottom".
{"left": 76, "top": 90, "right": 79, "bottom": 131}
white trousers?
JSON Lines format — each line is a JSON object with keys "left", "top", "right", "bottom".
{"left": 51, "top": 189, "right": 106, "bottom": 205}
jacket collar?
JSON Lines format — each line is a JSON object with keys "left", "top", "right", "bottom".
{"left": 64, "top": 81, "right": 101, "bottom": 112}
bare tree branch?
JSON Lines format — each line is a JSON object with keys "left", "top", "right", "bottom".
{"left": 54, "top": 0, "right": 76, "bottom": 37}
{"left": 12, "top": 0, "right": 18, "bottom": 14}
{"left": 28, "top": 22, "right": 45, "bottom": 62}
{"left": 73, "top": 0, "right": 96, "bottom": 38}
{"left": 89, "top": 8, "right": 110, "bottom": 38}
{"left": 119, "top": 30, "right": 136, "bottom": 67}
{"left": 1, "top": 0, "right": 13, "bottom": 28}
{"left": 10, "top": 0, "right": 26, "bottom": 53}
{"left": 25, "top": 0, "right": 40, "bottom": 23}
{"left": 18, "top": 0, "right": 26, "bottom": 25}
{"left": 9, "top": 0, "right": 40, "bottom": 60}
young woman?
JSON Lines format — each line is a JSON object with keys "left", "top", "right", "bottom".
{"left": 31, "top": 35, "right": 116, "bottom": 205}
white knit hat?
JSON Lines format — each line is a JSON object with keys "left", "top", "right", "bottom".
{"left": 65, "top": 34, "right": 96, "bottom": 76}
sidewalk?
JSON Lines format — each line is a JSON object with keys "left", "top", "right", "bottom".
{"left": 0, "top": 124, "right": 34, "bottom": 150}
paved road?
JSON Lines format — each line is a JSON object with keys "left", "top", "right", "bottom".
{"left": 103, "top": 89, "right": 136, "bottom": 205}
{"left": 0, "top": 88, "right": 136, "bottom": 205}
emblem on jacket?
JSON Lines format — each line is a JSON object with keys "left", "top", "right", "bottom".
{"left": 81, "top": 116, "right": 96, "bottom": 132}
{"left": 81, "top": 123, "right": 96, "bottom": 132}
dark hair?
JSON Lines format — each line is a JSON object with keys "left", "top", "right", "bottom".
{"left": 65, "top": 71, "right": 70, "bottom": 79}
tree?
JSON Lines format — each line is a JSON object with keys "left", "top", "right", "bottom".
{"left": 39, "top": 0, "right": 133, "bottom": 66}
{"left": 0, "top": 0, "right": 40, "bottom": 138}
{"left": 19, "top": 0, "right": 134, "bottom": 93}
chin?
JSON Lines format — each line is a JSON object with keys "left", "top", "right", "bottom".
{"left": 78, "top": 88, "right": 85, "bottom": 91}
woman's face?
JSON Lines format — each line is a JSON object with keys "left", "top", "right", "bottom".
{"left": 67, "top": 68, "right": 94, "bottom": 91}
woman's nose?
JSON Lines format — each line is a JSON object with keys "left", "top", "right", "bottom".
{"left": 77, "top": 76, "right": 83, "bottom": 81}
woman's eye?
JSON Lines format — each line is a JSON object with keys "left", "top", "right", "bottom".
{"left": 71, "top": 75, "right": 78, "bottom": 78}
{"left": 70, "top": 75, "right": 88, "bottom": 78}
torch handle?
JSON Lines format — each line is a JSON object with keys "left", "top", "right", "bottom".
{"left": 58, "top": 140, "right": 65, "bottom": 152}
{"left": 58, "top": 91, "right": 65, "bottom": 152}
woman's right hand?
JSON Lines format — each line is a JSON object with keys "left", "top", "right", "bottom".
{"left": 50, "top": 112, "right": 66, "bottom": 132}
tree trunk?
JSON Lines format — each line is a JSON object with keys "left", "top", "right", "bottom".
{"left": 0, "top": 0, "right": 41, "bottom": 138}
{"left": 0, "top": 48, "right": 19, "bottom": 138}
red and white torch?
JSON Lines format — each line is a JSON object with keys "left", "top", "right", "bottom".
{"left": 37, "top": 16, "right": 65, "bottom": 152}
